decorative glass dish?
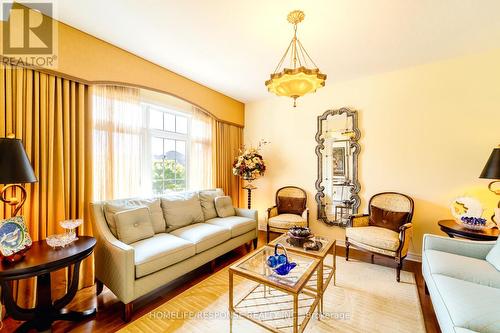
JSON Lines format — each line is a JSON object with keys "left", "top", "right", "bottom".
{"left": 460, "top": 216, "right": 488, "bottom": 231}
{"left": 59, "top": 219, "right": 82, "bottom": 243}
{"left": 46, "top": 234, "right": 72, "bottom": 249}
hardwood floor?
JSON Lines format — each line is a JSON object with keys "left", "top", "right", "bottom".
{"left": 2, "top": 231, "right": 440, "bottom": 332}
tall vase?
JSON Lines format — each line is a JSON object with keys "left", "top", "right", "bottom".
{"left": 242, "top": 179, "right": 257, "bottom": 209}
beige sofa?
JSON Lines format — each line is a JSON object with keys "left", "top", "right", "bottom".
{"left": 90, "top": 189, "right": 258, "bottom": 321}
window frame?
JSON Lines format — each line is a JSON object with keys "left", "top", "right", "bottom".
{"left": 142, "top": 101, "right": 192, "bottom": 194}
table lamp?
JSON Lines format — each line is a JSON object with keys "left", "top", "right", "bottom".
{"left": 0, "top": 136, "right": 37, "bottom": 216}
{"left": 480, "top": 146, "right": 500, "bottom": 225}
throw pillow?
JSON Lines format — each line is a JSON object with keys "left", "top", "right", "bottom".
{"left": 215, "top": 196, "right": 236, "bottom": 218}
{"left": 486, "top": 239, "right": 500, "bottom": 271}
{"left": 104, "top": 198, "right": 166, "bottom": 237}
{"left": 277, "top": 196, "right": 306, "bottom": 215}
{"left": 199, "top": 188, "right": 224, "bottom": 220}
{"left": 369, "top": 205, "right": 409, "bottom": 232}
{"left": 114, "top": 207, "right": 155, "bottom": 244}
{"left": 161, "top": 192, "right": 204, "bottom": 232}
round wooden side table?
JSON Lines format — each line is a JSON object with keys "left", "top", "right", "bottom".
{"left": 0, "top": 236, "right": 96, "bottom": 332}
{"left": 438, "top": 219, "right": 499, "bottom": 241}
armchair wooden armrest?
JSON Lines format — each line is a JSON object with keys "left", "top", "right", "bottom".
{"left": 267, "top": 206, "right": 278, "bottom": 219}
{"left": 348, "top": 214, "right": 369, "bottom": 228}
{"left": 398, "top": 223, "right": 413, "bottom": 257}
{"left": 302, "top": 207, "right": 310, "bottom": 227}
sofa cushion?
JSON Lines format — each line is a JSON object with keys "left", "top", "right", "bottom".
{"left": 205, "top": 216, "right": 256, "bottom": 238}
{"left": 199, "top": 188, "right": 224, "bottom": 220}
{"left": 170, "top": 223, "right": 230, "bottom": 253}
{"left": 431, "top": 274, "right": 500, "bottom": 333}
{"left": 425, "top": 249, "right": 500, "bottom": 288}
{"left": 114, "top": 207, "right": 155, "bottom": 244}
{"left": 215, "top": 196, "right": 236, "bottom": 218}
{"left": 131, "top": 233, "right": 196, "bottom": 278}
{"left": 103, "top": 198, "right": 166, "bottom": 237}
{"left": 346, "top": 226, "right": 400, "bottom": 251}
{"left": 161, "top": 192, "right": 204, "bottom": 232}
{"left": 268, "top": 214, "right": 307, "bottom": 229}
{"left": 486, "top": 239, "right": 500, "bottom": 271}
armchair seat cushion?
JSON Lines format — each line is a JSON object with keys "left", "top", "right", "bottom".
{"left": 346, "top": 226, "right": 400, "bottom": 251}
{"left": 268, "top": 214, "right": 307, "bottom": 229}
{"left": 425, "top": 249, "right": 500, "bottom": 288}
{"left": 170, "top": 223, "right": 231, "bottom": 254}
{"left": 205, "top": 216, "right": 256, "bottom": 238}
{"left": 131, "top": 233, "right": 196, "bottom": 278}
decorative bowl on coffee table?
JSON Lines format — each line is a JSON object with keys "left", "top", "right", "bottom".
{"left": 287, "top": 226, "right": 313, "bottom": 247}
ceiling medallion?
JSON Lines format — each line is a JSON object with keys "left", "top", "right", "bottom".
{"left": 265, "top": 10, "right": 327, "bottom": 107}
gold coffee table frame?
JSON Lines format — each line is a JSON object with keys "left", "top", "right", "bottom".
{"left": 269, "top": 234, "right": 336, "bottom": 314}
{"left": 229, "top": 245, "right": 321, "bottom": 333}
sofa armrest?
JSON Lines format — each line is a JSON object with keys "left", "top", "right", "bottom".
{"left": 235, "top": 207, "right": 258, "bottom": 222}
{"left": 423, "top": 234, "right": 495, "bottom": 260}
{"left": 90, "top": 203, "right": 136, "bottom": 303}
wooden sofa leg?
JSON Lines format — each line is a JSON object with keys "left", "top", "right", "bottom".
{"left": 252, "top": 238, "right": 258, "bottom": 249}
{"left": 95, "top": 279, "right": 103, "bottom": 296}
{"left": 123, "top": 302, "right": 133, "bottom": 322}
{"left": 371, "top": 254, "right": 374, "bottom": 264}
{"left": 345, "top": 238, "right": 350, "bottom": 261}
{"left": 210, "top": 259, "right": 216, "bottom": 273}
{"left": 245, "top": 241, "right": 252, "bottom": 252}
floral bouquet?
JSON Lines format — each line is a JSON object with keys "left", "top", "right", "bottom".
{"left": 232, "top": 147, "right": 266, "bottom": 181}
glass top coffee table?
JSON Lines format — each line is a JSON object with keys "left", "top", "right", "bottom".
{"left": 229, "top": 245, "right": 321, "bottom": 333}
{"left": 269, "top": 234, "right": 336, "bottom": 315}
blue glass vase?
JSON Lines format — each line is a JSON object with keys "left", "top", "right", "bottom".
{"left": 267, "top": 243, "right": 297, "bottom": 276}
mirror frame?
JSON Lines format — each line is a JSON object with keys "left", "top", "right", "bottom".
{"left": 315, "top": 107, "right": 361, "bottom": 226}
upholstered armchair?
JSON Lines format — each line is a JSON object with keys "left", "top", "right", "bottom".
{"left": 345, "top": 192, "right": 414, "bottom": 282}
{"left": 267, "top": 186, "right": 309, "bottom": 243}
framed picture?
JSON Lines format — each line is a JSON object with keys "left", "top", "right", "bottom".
{"left": 331, "top": 147, "right": 346, "bottom": 177}
{"left": 0, "top": 216, "right": 32, "bottom": 258}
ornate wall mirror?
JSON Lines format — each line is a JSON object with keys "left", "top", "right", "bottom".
{"left": 315, "top": 108, "right": 361, "bottom": 227}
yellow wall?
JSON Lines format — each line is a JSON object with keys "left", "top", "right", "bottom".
{"left": 245, "top": 48, "right": 500, "bottom": 258}
{"left": 0, "top": 6, "right": 244, "bottom": 125}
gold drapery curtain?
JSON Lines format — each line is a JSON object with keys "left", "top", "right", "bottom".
{"left": 0, "top": 64, "right": 93, "bottom": 308}
{"left": 213, "top": 121, "right": 243, "bottom": 206}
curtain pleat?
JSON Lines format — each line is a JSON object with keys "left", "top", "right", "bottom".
{"left": 0, "top": 64, "right": 94, "bottom": 308}
{"left": 213, "top": 121, "right": 243, "bottom": 207}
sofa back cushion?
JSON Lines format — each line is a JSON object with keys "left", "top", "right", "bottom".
{"left": 161, "top": 192, "right": 204, "bottom": 231}
{"left": 199, "top": 188, "right": 224, "bottom": 220}
{"left": 486, "top": 239, "right": 500, "bottom": 271}
{"left": 215, "top": 196, "right": 236, "bottom": 218}
{"left": 104, "top": 198, "right": 166, "bottom": 237}
{"left": 369, "top": 205, "right": 409, "bottom": 233}
{"left": 114, "top": 207, "right": 155, "bottom": 244}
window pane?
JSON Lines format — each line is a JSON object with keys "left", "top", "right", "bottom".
{"left": 151, "top": 137, "right": 164, "bottom": 158}
{"left": 152, "top": 180, "right": 164, "bottom": 195}
{"left": 176, "top": 116, "right": 188, "bottom": 134}
{"left": 164, "top": 113, "right": 175, "bottom": 132}
{"left": 164, "top": 139, "right": 176, "bottom": 161}
{"left": 149, "top": 109, "right": 163, "bottom": 130}
{"left": 176, "top": 140, "right": 186, "bottom": 166}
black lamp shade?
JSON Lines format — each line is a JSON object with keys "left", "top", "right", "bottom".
{"left": 479, "top": 147, "right": 500, "bottom": 180}
{"left": 0, "top": 138, "right": 37, "bottom": 184}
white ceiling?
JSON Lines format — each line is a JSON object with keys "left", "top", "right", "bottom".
{"left": 35, "top": 0, "right": 500, "bottom": 102}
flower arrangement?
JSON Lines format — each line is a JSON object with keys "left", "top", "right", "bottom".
{"left": 232, "top": 146, "right": 267, "bottom": 181}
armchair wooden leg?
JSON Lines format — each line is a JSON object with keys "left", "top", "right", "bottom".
{"left": 245, "top": 241, "right": 252, "bottom": 252}
{"left": 123, "top": 302, "right": 133, "bottom": 322}
{"left": 266, "top": 230, "right": 270, "bottom": 244}
{"left": 252, "top": 238, "right": 258, "bottom": 249}
{"left": 95, "top": 279, "right": 103, "bottom": 296}
{"left": 396, "top": 259, "right": 403, "bottom": 283}
{"left": 424, "top": 282, "right": 429, "bottom": 295}
{"left": 345, "top": 237, "right": 350, "bottom": 261}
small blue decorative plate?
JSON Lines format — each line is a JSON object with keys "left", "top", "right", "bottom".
{"left": 0, "top": 216, "right": 32, "bottom": 257}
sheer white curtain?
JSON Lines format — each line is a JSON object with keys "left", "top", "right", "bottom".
{"left": 92, "top": 85, "right": 145, "bottom": 200}
{"left": 189, "top": 107, "right": 214, "bottom": 190}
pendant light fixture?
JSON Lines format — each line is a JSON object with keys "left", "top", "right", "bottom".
{"left": 265, "top": 10, "right": 327, "bottom": 107}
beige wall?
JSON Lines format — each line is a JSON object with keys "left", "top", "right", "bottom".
{"left": 0, "top": 5, "right": 244, "bottom": 125}
{"left": 245, "top": 48, "right": 500, "bottom": 258}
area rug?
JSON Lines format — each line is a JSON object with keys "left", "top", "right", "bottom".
{"left": 119, "top": 255, "right": 425, "bottom": 333}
